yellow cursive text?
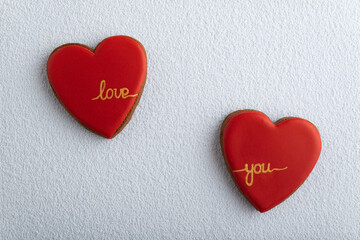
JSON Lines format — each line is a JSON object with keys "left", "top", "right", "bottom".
{"left": 91, "top": 80, "right": 138, "bottom": 101}
{"left": 233, "top": 163, "right": 288, "bottom": 187}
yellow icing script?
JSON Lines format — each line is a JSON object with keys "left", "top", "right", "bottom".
{"left": 233, "top": 163, "right": 288, "bottom": 187}
{"left": 91, "top": 80, "right": 138, "bottom": 100}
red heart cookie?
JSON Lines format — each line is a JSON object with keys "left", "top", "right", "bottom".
{"left": 220, "top": 110, "right": 321, "bottom": 212}
{"left": 47, "top": 36, "right": 147, "bottom": 138}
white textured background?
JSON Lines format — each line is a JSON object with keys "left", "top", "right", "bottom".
{"left": 1, "top": 0, "right": 360, "bottom": 239}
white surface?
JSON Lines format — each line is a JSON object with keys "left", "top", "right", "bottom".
{"left": 1, "top": 0, "right": 360, "bottom": 239}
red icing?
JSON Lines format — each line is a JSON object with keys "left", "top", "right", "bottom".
{"left": 47, "top": 36, "right": 147, "bottom": 138}
{"left": 221, "top": 110, "right": 321, "bottom": 212}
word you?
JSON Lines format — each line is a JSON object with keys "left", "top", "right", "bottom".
{"left": 233, "top": 163, "right": 288, "bottom": 187}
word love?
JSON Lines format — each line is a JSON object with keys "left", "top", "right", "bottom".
{"left": 92, "top": 80, "right": 138, "bottom": 101}
{"left": 233, "top": 163, "right": 288, "bottom": 187}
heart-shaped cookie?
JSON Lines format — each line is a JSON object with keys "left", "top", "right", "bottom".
{"left": 220, "top": 110, "right": 321, "bottom": 212}
{"left": 47, "top": 36, "right": 147, "bottom": 138}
